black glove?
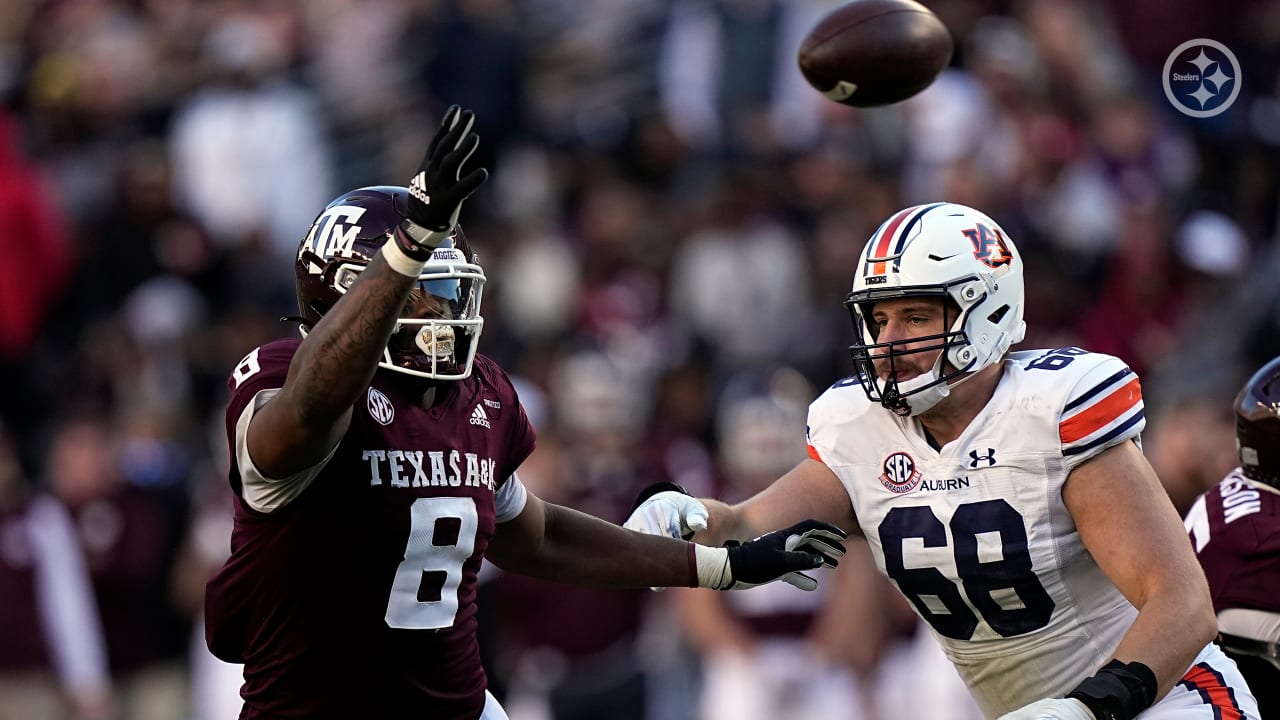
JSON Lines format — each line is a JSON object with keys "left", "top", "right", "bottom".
{"left": 698, "top": 520, "right": 847, "bottom": 591}
{"left": 396, "top": 105, "right": 489, "bottom": 257}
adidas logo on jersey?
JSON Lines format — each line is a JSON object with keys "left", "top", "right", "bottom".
{"left": 470, "top": 404, "right": 491, "bottom": 429}
{"left": 409, "top": 172, "right": 431, "bottom": 205}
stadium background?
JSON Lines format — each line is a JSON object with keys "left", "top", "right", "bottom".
{"left": 1, "top": 0, "right": 1277, "bottom": 718}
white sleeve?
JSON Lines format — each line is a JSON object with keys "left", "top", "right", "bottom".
{"left": 235, "top": 388, "right": 339, "bottom": 513}
{"left": 1059, "top": 357, "right": 1146, "bottom": 470}
{"left": 495, "top": 472, "right": 528, "bottom": 523}
{"left": 1217, "top": 608, "right": 1280, "bottom": 644}
{"left": 27, "top": 495, "right": 111, "bottom": 695}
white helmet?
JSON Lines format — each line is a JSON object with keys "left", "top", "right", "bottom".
{"left": 845, "top": 203, "right": 1026, "bottom": 416}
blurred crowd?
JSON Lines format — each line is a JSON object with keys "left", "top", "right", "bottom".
{"left": 2, "top": 0, "right": 1280, "bottom": 718}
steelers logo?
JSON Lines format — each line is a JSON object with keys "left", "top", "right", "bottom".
{"left": 1163, "top": 39, "right": 1241, "bottom": 119}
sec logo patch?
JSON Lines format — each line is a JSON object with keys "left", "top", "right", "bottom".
{"left": 367, "top": 387, "right": 394, "bottom": 426}
{"left": 879, "top": 452, "right": 922, "bottom": 493}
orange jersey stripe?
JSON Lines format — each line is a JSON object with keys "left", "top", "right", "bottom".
{"left": 871, "top": 207, "right": 913, "bottom": 275}
{"left": 1059, "top": 378, "right": 1142, "bottom": 444}
{"left": 1181, "top": 664, "right": 1244, "bottom": 719}
{"left": 807, "top": 444, "right": 823, "bottom": 463}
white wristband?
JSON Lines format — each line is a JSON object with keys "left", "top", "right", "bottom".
{"left": 694, "top": 544, "right": 732, "bottom": 590}
{"left": 404, "top": 219, "right": 455, "bottom": 249}
{"left": 381, "top": 238, "right": 428, "bottom": 277}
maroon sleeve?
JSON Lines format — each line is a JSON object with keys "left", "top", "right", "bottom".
{"left": 505, "top": 392, "right": 537, "bottom": 478}
{"left": 222, "top": 339, "right": 301, "bottom": 483}
{"left": 472, "top": 355, "right": 536, "bottom": 481}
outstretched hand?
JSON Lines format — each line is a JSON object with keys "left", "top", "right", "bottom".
{"left": 625, "top": 482, "right": 709, "bottom": 540}
{"left": 699, "top": 520, "right": 847, "bottom": 591}
{"left": 397, "top": 105, "right": 489, "bottom": 255}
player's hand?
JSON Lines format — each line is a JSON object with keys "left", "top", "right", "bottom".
{"left": 697, "top": 520, "right": 846, "bottom": 591}
{"left": 399, "top": 105, "right": 488, "bottom": 252}
{"left": 997, "top": 698, "right": 1095, "bottom": 720}
{"left": 625, "top": 482, "right": 709, "bottom": 540}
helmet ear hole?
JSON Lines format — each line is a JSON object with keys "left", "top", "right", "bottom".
{"left": 987, "top": 304, "right": 1010, "bottom": 325}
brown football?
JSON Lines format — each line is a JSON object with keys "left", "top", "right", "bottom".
{"left": 797, "top": 0, "right": 952, "bottom": 107}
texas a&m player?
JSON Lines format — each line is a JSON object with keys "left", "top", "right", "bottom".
{"left": 204, "top": 107, "right": 846, "bottom": 720}
{"left": 1185, "top": 356, "right": 1280, "bottom": 716}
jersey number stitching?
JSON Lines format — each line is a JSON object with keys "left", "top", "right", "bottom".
{"left": 1185, "top": 495, "right": 1210, "bottom": 552}
{"left": 231, "top": 348, "right": 262, "bottom": 389}
{"left": 879, "top": 499, "right": 1056, "bottom": 640}
{"left": 1027, "top": 346, "right": 1087, "bottom": 372}
{"left": 385, "top": 497, "right": 478, "bottom": 630}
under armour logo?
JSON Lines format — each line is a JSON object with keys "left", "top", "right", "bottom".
{"left": 968, "top": 448, "right": 996, "bottom": 468}
{"left": 409, "top": 172, "right": 431, "bottom": 204}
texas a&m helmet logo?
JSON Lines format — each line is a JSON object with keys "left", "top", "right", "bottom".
{"left": 961, "top": 223, "right": 1013, "bottom": 269}
{"left": 879, "top": 452, "right": 922, "bottom": 493}
{"left": 299, "top": 205, "right": 367, "bottom": 265}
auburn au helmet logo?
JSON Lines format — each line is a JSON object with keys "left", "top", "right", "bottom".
{"left": 962, "top": 223, "right": 1013, "bottom": 269}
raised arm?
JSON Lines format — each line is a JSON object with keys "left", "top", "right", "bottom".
{"left": 246, "top": 108, "right": 487, "bottom": 478}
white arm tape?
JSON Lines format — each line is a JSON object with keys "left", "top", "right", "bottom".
{"left": 381, "top": 238, "right": 429, "bottom": 277}
{"left": 694, "top": 544, "right": 731, "bottom": 590}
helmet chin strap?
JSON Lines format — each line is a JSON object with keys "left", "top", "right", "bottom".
{"left": 895, "top": 368, "right": 949, "bottom": 416}
{"left": 892, "top": 350, "right": 987, "bottom": 417}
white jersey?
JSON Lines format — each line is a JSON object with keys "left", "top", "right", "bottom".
{"left": 806, "top": 348, "right": 1146, "bottom": 717}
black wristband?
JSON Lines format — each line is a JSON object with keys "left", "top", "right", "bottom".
{"left": 1066, "top": 660, "right": 1158, "bottom": 720}
{"left": 628, "top": 481, "right": 691, "bottom": 514}
{"left": 391, "top": 223, "right": 435, "bottom": 262}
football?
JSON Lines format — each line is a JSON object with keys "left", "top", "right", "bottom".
{"left": 797, "top": 0, "right": 952, "bottom": 108}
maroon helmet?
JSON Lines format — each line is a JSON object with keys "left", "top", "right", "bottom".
{"left": 295, "top": 186, "right": 485, "bottom": 380}
{"left": 1235, "top": 356, "right": 1280, "bottom": 487}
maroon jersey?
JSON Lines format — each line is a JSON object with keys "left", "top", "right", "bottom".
{"left": 205, "top": 339, "right": 535, "bottom": 720}
{"left": 67, "top": 485, "right": 176, "bottom": 675}
{"left": 0, "top": 498, "right": 51, "bottom": 672}
{"left": 1186, "top": 468, "right": 1280, "bottom": 614}
{"left": 0, "top": 494, "right": 108, "bottom": 684}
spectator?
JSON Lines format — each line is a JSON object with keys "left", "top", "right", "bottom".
{"left": 0, "top": 109, "right": 72, "bottom": 447}
{"left": 169, "top": 9, "right": 333, "bottom": 304}
{"left": 45, "top": 415, "right": 189, "bottom": 720}
{"left": 0, "top": 421, "right": 112, "bottom": 720}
